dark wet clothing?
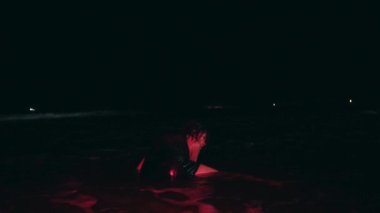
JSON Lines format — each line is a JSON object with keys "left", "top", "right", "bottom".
{"left": 140, "top": 132, "right": 200, "bottom": 179}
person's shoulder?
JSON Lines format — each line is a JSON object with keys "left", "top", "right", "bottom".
{"left": 156, "top": 128, "right": 183, "bottom": 141}
{"left": 149, "top": 128, "right": 184, "bottom": 148}
{"left": 159, "top": 132, "right": 186, "bottom": 149}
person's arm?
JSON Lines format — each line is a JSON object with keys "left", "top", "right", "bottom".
{"left": 186, "top": 136, "right": 218, "bottom": 176}
{"left": 195, "top": 164, "right": 218, "bottom": 176}
{"left": 187, "top": 136, "right": 203, "bottom": 162}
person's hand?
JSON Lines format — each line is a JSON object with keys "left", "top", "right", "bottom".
{"left": 186, "top": 133, "right": 207, "bottom": 162}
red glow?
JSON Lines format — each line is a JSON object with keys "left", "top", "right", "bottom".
{"left": 136, "top": 157, "right": 145, "bottom": 173}
{"left": 169, "top": 169, "right": 176, "bottom": 178}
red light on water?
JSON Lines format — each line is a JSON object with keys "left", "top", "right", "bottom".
{"left": 136, "top": 158, "right": 145, "bottom": 174}
{"left": 169, "top": 169, "right": 176, "bottom": 178}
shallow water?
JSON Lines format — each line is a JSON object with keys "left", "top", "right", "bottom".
{"left": 0, "top": 109, "right": 379, "bottom": 212}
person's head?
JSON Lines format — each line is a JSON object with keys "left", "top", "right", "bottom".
{"left": 182, "top": 121, "right": 207, "bottom": 149}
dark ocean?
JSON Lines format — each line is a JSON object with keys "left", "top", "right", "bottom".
{"left": 0, "top": 107, "right": 379, "bottom": 212}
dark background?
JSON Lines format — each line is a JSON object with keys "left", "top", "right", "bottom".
{"left": 1, "top": 1, "right": 379, "bottom": 112}
{"left": 1, "top": 3, "right": 379, "bottom": 211}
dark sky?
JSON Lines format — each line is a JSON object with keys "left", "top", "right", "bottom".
{"left": 1, "top": 1, "right": 379, "bottom": 111}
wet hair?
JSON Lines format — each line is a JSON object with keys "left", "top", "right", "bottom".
{"left": 182, "top": 120, "right": 207, "bottom": 139}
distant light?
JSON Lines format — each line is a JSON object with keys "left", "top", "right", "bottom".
{"left": 29, "top": 107, "right": 36, "bottom": 112}
{"left": 273, "top": 103, "right": 276, "bottom": 107}
{"left": 349, "top": 99, "right": 352, "bottom": 103}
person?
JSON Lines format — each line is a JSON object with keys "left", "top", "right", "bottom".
{"left": 136, "top": 121, "right": 218, "bottom": 179}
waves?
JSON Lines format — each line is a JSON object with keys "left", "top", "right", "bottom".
{"left": 0, "top": 111, "right": 120, "bottom": 121}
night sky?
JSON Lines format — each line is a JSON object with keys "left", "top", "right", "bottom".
{"left": 1, "top": 2, "right": 379, "bottom": 112}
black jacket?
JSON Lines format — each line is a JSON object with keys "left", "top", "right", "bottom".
{"left": 140, "top": 132, "right": 199, "bottom": 179}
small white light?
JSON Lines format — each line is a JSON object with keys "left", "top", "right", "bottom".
{"left": 29, "top": 107, "right": 35, "bottom": 112}
{"left": 273, "top": 103, "right": 276, "bottom": 107}
{"left": 349, "top": 99, "right": 352, "bottom": 103}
